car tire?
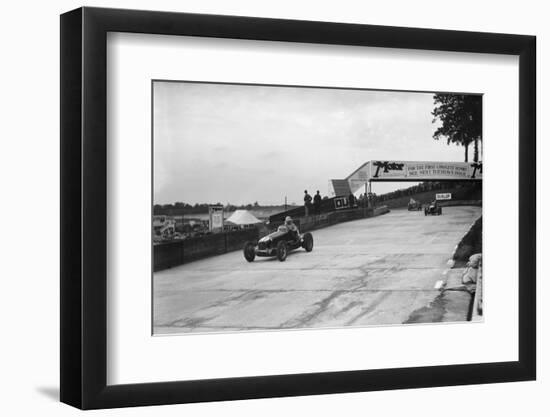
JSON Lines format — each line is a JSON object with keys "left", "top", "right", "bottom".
{"left": 243, "top": 241, "right": 256, "bottom": 262}
{"left": 276, "top": 241, "right": 288, "bottom": 262}
{"left": 302, "top": 232, "right": 314, "bottom": 252}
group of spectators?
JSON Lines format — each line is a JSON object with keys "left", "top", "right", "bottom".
{"left": 303, "top": 189, "right": 371, "bottom": 217}
{"left": 303, "top": 190, "right": 323, "bottom": 216}
{"left": 353, "top": 193, "right": 370, "bottom": 208}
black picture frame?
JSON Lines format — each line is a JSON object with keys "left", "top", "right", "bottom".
{"left": 60, "top": 6, "right": 536, "bottom": 410}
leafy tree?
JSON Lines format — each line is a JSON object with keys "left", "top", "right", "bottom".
{"left": 432, "top": 94, "right": 482, "bottom": 162}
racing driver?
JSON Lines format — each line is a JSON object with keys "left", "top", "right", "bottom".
{"left": 285, "top": 216, "right": 299, "bottom": 241}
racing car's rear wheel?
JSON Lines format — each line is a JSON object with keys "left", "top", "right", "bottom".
{"left": 276, "top": 241, "right": 288, "bottom": 262}
{"left": 243, "top": 241, "right": 256, "bottom": 262}
{"left": 302, "top": 232, "right": 313, "bottom": 252}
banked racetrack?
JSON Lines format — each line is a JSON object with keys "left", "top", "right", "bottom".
{"left": 153, "top": 206, "right": 481, "bottom": 334}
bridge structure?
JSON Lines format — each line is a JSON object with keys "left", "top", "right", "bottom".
{"left": 330, "top": 160, "right": 483, "bottom": 203}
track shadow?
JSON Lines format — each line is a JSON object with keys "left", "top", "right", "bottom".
{"left": 252, "top": 249, "right": 308, "bottom": 263}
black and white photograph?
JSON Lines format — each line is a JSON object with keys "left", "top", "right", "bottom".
{"left": 152, "top": 81, "right": 483, "bottom": 335}
{"left": 0, "top": 0, "right": 543, "bottom": 414}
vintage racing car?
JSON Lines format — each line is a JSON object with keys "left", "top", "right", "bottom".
{"left": 407, "top": 198, "right": 423, "bottom": 211}
{"left": 243, "top": 225, "right": 313, "bottom": 262}
{"left": 424, "top": 201, "right": 442, "bottom": 216}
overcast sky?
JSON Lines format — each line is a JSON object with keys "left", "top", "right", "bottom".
{"left": 153, "top": 81, "right": 466, "bottom": 206}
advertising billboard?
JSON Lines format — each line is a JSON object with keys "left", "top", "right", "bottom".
{"left": 436, "top": 193, "right": 452, "bottom": 200}
{"left": 346, "top": 160, "right": 482, "bottom": 191}
{"left": 334, "top": 197, "right": 350, "bottom": 210}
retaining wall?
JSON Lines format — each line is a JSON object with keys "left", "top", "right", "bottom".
{"left": 439, "top": 200, "right": 482, "bottom": 207}
{"left": 472, "top": 265, "right": 483, "bottom": 319}
{"left": 452, "top": 216, "right": 483, "bottom": 262}
{"left": 379, "top": 184, "right": 482, "bottom": 209}
{"left": 268, "top": 196, "right": 353, "bottom": 223}
{"left": 155, "top": 207, "right": 390, "bottom": 271}
{"left": 272, "top": 206, "right": 390, "bottom": 233}
{"left": 154, "top": 229, "right": 259, "bottom": 271}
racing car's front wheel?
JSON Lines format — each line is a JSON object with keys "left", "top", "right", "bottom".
{"left": 276, "top": 241, "right": 288, "bottom": 262}
{"left": 302, "top": 232, "right": 313, "bottom": 252}
{"left": 243, "top": 241, "right": 256, "bottom": 262}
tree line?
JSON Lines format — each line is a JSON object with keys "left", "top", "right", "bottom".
{"left": 153, "top": 201, "right": 293, "bottom": 216}
{"left": 432, "top": 94, "right": 482, "bottom": 162}
{"left": 376, "top": 181, "right": 478, "bottom": 202}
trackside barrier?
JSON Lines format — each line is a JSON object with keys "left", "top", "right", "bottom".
{"left": 154, "top": 207, "right": 390, "bottom": 272}
{"left": 268, "top": 196, "right": 366, "bottom": 223}
{"left": 472, "top": 263, "right": 483, "bottom": 320}
{"left": 154, "top": 229, "right": 259, "bottom": 271}
{"left": 439, "top": 200, "right": 482, "bottom": 207}
{"left": 452, "top": 216, "right": 482, "bottom": 262}
{"left": 271, "top": 206, "right": 390, "bottom": 233}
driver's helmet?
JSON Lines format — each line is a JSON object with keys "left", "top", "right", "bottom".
{"left": 285, "top": 216, "right": 293, "bottom": 225}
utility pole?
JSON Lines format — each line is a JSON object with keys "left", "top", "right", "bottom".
{"left": 364, "top": 182, "right": 368, "bottom": 216}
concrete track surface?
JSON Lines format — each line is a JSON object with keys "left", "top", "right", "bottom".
{"left": 153, "top": 206, "right": 482, "bottom": 334}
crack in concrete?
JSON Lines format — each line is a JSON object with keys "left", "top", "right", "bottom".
{"left": 344, "top": 291, "right": 394, "bottom": 325}
{"left": 280, "top": 290, "right": 346, "bottom": 328}
{"left": 159, "top": 315, "right": 214, "bottom": 328}
{"left": 155, "top": 290, "right": 267, "bottom": 328}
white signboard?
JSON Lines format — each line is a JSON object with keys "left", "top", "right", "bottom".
{"left": 208, "top": 205, "right": 224, "bottom": 232}
{"left": 436, "top": 193, "right": 452, "bottom": 200}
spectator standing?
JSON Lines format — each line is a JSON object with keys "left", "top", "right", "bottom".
{"left": 313, "top": 190, "right": 322, "bottom": 215}
{"left": 348, "top": 192, "right": 356, "bottom": 208}
{"left": 304, "top": 190, "right": 312, "bottom": 216}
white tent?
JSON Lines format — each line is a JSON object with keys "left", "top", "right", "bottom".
{"left": 226, "top": 210, "right": 262, "bottom": 225}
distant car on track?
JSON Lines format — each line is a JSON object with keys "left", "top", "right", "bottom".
{"left": 243, "top": 225, "right": 313, "bottom": 262}
{"left": 407, "top": 198, "right": 423, "bottom": 211}
{"left": 424, "top": 201, "right": 442, "bottom": 216}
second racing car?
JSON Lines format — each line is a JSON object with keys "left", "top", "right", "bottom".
{"left": 424, "top": 200, "right": 443, "bottom": 216}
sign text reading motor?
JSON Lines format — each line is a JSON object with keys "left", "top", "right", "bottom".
{"left": 372, "top": 161, "right": 405, "bottom": 178}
